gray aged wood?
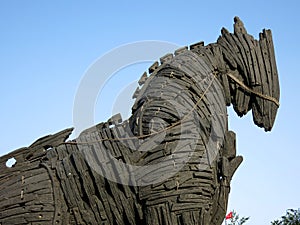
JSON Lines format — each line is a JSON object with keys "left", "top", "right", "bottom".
{"left": 0, "top": 17, "right": 280, "bottom": 225}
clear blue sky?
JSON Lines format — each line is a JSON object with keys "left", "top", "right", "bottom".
{"left": 1, "top": 1, "right": 299, "bottom": 224}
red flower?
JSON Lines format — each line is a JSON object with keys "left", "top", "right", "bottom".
{"left": 226, "top": 212, "right": 233, "bottom": 220}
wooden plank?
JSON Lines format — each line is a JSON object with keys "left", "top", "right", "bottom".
{"left": 1, "top": 214, "right": 28, "bottom": 224}
{"left": 265, "top": 30, "right": 280, "bottom": 100}
{"left": 160, "top": 53, "right": 173, "bottom": 64}
{"left": 233, "top": 33, "right": 253, "bottom": 85}
{"left": 88, "top": 168, "right": 114, "bottom": 223}
{"left": 233, "top": 16, "right": 247, "bottom": 34}
{"left": 103, "top": 127, "right": 122, "bottom": 158}
{"left": 27, "top": 128, "right": 73, "bottom": 160}
{"left": 259, "top": 31, "right": 272, "bottom": 130}
{"left": 140, "top": 184, "right": 212, "bottom": 202}
{"left": 190, "top": 45, "right": 216, "bottom": 70}
{"left": 0, "top": 204, "right": 54, "bottom": 218}
{"left": 251, "top": 39, "right": 265, "bottom": 126}
{"left": 203, "top": 45, "right": 220, "bottom": 70}
{"left": 0, "top": 192, "right": 54, "bottom": 213}
{"left": 222, "top": 30, "right": 246, "bottom": 75}
{"left": 264, "top": 29, "right": 280, "bottom": 129}
{"left": 55, "top": 160, "right": 82, "bottom": 209}
{"left": 138, "top": 71, "right": 148, "bottom": 85}
{"left": 149, "top": 61, "right": 159, "bottom": 73}
{"left": 223, "top": 131, "right": 236, "bottom": 160}
{"left": 217, "top": 36, "right": 237, "bottom": 69}
{"left": 159, "top": 65, "right": 185, "bottom": 79}
{"left": 243, "top": 33, "right": 264, "bottom": 122}
{"left": 209, "top": 44, "right": 226, "bottom": 72}
{"left": 243, "top": 34, "right": 260, "bottom": 86}
{"left": 132, "top": 86, "right": 140, "bottom": 99}
{"left": 230, "top": 34, "right": 252, "bottom": 114}
{"left": 56, "top": 144, "right": 71, "bottom": 161}
{"left": 190, "top": 41, "right": 204, "bottom": 50}
{"left": 171, "top": 203, "right": 205, "bottom": 212}
{"left": 229, "top": 69, "right": 250, "bottom": 116}
{"left": 219, "top": 31, "right": 253, "bottom": 115}
{"left": 0, "top": 167, "right": 48, "bottom": 198}
{"left": 221, "top": 73, "right": 231, "bottom": 106}
{"left": 107, "top": 113, "right": 122, "bottom": 126}
{"left": 174, "top": 46, "right": 188, "bottom": 56}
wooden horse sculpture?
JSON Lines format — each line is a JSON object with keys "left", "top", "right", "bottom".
{"left": 0, "top": 17, "right": 280, "bottom": 225}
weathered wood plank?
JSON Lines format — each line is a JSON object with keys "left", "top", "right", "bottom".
{"left": 149, "top": 61, "right": 159, "bottom": 73}
{"left": 222, "top": 30, "right": 246, "bottom": 74}
{"left": 264, "top": 29, "right": 280, "bottom": 129}
{"left": 259, "top": 31, "right": 273, "bottom": 130}
{"left": 251, "top": 39, "right": 265, "bottom": 126}
{"left": 217, "top": 36, "right": 237, "bottom": 69}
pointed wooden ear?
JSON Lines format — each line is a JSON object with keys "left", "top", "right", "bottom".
{"left": 234, "top": 16, "right": 247, "bottom": 34}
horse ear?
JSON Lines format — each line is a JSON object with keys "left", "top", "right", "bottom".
{"left": 234, "top": 16, "right": 247, "bottom": 34}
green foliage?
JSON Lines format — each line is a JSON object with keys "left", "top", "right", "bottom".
{"left": 227, "top": 210, "right": 250, "bottom": 225}
{"left": 271, "top": 209, "right": 300, "bottom": 225}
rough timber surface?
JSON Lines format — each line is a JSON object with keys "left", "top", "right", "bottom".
{"left": 0, "top": 17, "right": 280, "bottom": 225}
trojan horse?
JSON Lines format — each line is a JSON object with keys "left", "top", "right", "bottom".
{"left": 0, "top": 17, "right": 280, "bottom": 225}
